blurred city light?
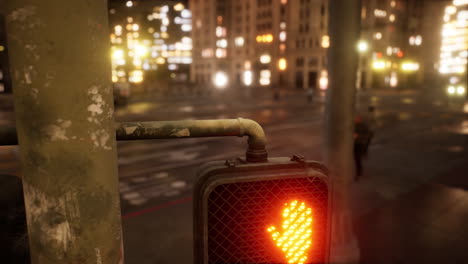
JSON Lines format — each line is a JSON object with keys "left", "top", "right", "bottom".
{"left": 439, "top": 1, "right": 467, "bottom": 74}
{"left": 319, "top": 70, "right": 328, "bottom": 90}
{"left": 174, "top": 3, "right": 185, "bottom": 11}
{"left": 457, "top": 85, "right": 466, "bottom": 95}
{"left": 278, "top": 58, "right": 287, "bottom": 71}
{"left": 213, "top": 72, "right": 229, "bottom": 89}
{"left": 357, "top": 40, "right": 369, "bottom": 52}
{"left": 135, "top": 45, "right": 148, "bottom": 57}
{"left": 112, "top": 49, "right": 124, "bottom": 60}
{"left": 129, "top": 70, "right": 143, "bottom": 83}
{"left": 279, "top": 31, "right": 287, "bottom": 42}
{"left": 259, "top": 70, "right": 271, "bottom": 86}
{"left": 260, "top": 54, "right": 272, "bottom": 64}
{"left": 256, "top": 34, "right": 274, "bottom": 43}
{"left": 448, "top": 85, "right": 456, "bottom": 94}
{"left": 235, "top": 37, "right": 245, "bottom": 47}
{"left": 372, "top": 60, "right": 386, "bottom": 70}
{"left": 374, "top": 9, "right": 387, "bottom": 17}
{"left": 321, "top": 35, "right": 330, "bottom": 48}
{"left": 389, "top": 72, "right": 398, "bottom": 87}
{"left": 401, "top": 61, "right": 420, "bottom": 72}
{"left": 454, "top": 0, "right": 468, "bottom": 5}
{"left": 126, "top": 1, "right": 133, "bottom": 7}
{"left": 243, "top": 70, "right": 253, "bottom": 86}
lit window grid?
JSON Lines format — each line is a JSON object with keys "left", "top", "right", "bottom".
{"left": 110, "top": 3, "right": 193, "bottom": 76}
{"left": 439, "top": 1, "right": 468, "bottom": 75}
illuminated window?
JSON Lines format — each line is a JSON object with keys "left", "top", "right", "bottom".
{"left": 259, "top": 70, "right": 271, "bottom": 86}
{"left": 374, "top": 9, "right": 387, "bottom": 17}
{"left": 321, "top": 35, "right": 330, "bottom": 48}
{"left": 216, "top": 26, "right": 226, "bottom": 37}
{"left": 278, "top": 58, "right": 287, "bottom": 71}
{"left": 280, "top": 44, "right": 286, "bottom": 52}
{"left": 202, "top": 48, "right": 213, "bottom": 58}
{"left": 235, "top": 37, "right": 245, "bottom": 47}
{"left": 217, "top": 39, "right": 228, "bottom": 48}
{"left": 260, "top": 54, "right": 272, "bottom": 64}
{"left": 216, "top": 48, "right": 227, "bottom": 58}
{"left": 279, "top": 31, "right": 287, "bottom": 42}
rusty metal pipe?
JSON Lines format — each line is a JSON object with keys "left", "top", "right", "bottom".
{"left": 116, "top": 118, "right": 268, "bottom": 163}
{"left": 1, "top": 118, "right": 268, "bottom": 162}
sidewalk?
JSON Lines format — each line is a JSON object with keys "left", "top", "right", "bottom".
{"left": 350, "top": 110, "right": 468, "bottom": 263}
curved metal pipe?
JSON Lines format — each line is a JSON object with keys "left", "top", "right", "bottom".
{"left": 1, "top": 118, "right": 268, "bottom": 163}
{"left": 115, "top": 118, "right": 268, "bottom": 163}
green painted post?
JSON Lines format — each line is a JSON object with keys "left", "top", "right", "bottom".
{"left": 5, "top": 0, "right": 123, "bottom": 263}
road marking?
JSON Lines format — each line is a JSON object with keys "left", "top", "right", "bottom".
{"left": 171, "top": 180, "right": 187, "bottom": 189}
{"left": 118, "top": 145, "right": 207, "bottom": 165}
{"left": 166, "top": 150, "right": 201, "bottom": 161}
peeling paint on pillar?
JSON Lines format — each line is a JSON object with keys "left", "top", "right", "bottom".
{"left": 5, "top": 0, "right": 123, "bottom": 263}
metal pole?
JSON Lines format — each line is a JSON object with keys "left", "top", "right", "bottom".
{"left": 324, "top": 0, "right": 361, "bottom": 263}
{"left": 5, "top": 0, "right": 123, "bottom": 263}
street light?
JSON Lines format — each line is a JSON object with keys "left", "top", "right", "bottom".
{"left": 213, "top": 71, "right": 228, "bottom": 89}
{"left": 357, "top": 40, "right": 369, "bottom": 53}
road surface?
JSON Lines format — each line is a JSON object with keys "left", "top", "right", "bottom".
{"left": 1, "top": 89, "right": 468, "bottom": 263}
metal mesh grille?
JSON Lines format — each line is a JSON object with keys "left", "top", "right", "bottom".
{"left": 207, "top": 177, "right": 328, "bottom": 264}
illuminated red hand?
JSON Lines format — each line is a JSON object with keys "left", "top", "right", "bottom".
{"left": 267, "top": 200, "right": 313, "bottom": 264}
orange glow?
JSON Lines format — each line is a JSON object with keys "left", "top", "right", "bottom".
{"left": 267, "top": 200, "right": 313, "bottom": 264}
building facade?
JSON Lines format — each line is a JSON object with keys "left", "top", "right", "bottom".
{"left": 190, "top": 0, "right": 329, "bottom": 91}
{"left": 190, "top": 0, "right": 434, "bottom": 92}
{"left": 108, "top": 0, "right": 192, "bottom": 94}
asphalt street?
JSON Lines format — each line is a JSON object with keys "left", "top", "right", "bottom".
{"left": 1, "top": 89, "right": 468, "bottom": 263}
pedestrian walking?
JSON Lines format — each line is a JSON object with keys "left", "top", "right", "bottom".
{"left": 353, "top": 107, "right": 375, "bottom": 180}
{"left": 306, "top": 88, "right": 314, "bottom": 103}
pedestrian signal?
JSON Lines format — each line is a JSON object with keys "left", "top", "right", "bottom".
{"left": 193, "top": 157, "right": 331, "bottom": 264}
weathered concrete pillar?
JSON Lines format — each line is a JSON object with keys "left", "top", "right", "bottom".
{"left": 324, "top": 0, "right": 361, "bottom": 263}
{"left": 5, "top": 0, "right": 123, "bottom": 263}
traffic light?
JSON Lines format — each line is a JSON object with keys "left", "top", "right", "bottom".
{"left": 194, "top": 156, "right": 331, "bottom": 264}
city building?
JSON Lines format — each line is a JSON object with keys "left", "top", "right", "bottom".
{"left": 190, "top": 0, "right": 329, "bottom": 91}
{"left": 190, "top": 0, "right": 435, "bottom": 92}
{"left": 358, "top": 0, "right": 428, "bottom": 90}
{"left": 438, "top": 0, "right": 468, "bottom": 96}
{"left": 108, "top": 0, "right": 192, "bottom": 94}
